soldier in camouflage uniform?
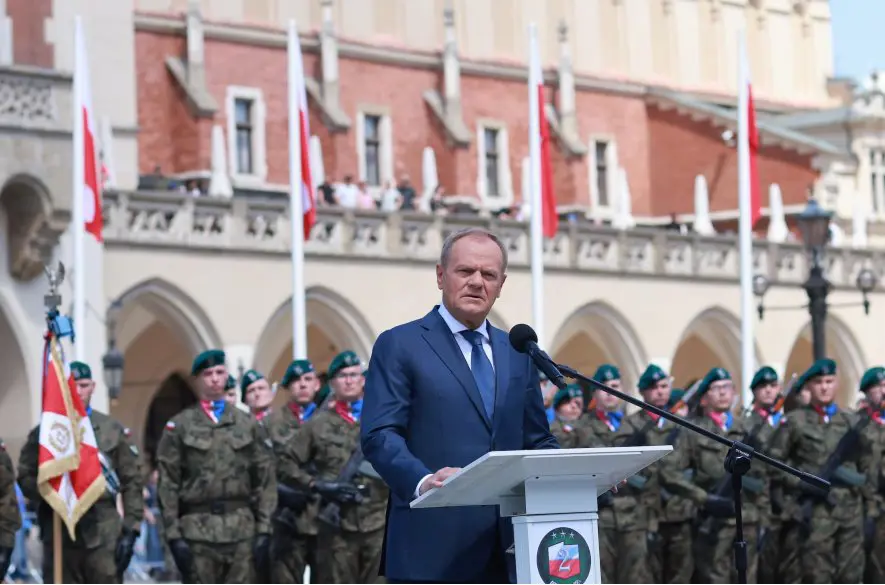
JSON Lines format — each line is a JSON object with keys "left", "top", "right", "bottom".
{"left": 18, "top": 361, "right": 144, "bottom": 583}
{"left": 775, "top": 358, "right": 880, "bottom": 584}
{"left": 247, "top": 361, "right": 322, "bottom": 583}
{"left": 224, "top": 374, "right": 239, "bottom": 406}
{"left": 745, "top": 366, "right": 788, "bottom": 583}
{"left": 856, "top": 367, "right": 885, "bottom": 584}
{"left": 0, "top": 438, "right": 20, "bottom": 578}
{"left": 157, "top": 349, "right": 276, "bottom": 584}
{"left": 280, "top": 351, "right": 388, "bottom": 584}
{"left": 662, "top": 367, "right": 769, "bottom": 583}
{"left": 549, "top": 385, "right": 586, "bottom": 448}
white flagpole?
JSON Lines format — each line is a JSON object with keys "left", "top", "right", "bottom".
{"left": 72, "top": 16, "right": 86, "bottom": 361}
{"left": 527, "top": 23, "right": 545, "bottom": 348}
{"left": 288, "top": 20, "right": 307, "bottom": 360}
{"left": 737, "top": 32, "right": 754, "bottom": 407}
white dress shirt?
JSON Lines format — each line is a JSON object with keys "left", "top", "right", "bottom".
{"left": 414, "top": 303, "right": 495, "bottom": 498}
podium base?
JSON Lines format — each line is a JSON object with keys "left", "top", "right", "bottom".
{"left": 512, "top": 512, "right": 601, "bottom": 584}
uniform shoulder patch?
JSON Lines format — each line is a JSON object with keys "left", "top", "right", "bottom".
{"left": 165, "top": 421, "right": 176, "bottom": 430}
{"left": 130, "top": 444, "right": 140, "bottom": 456}
{"left": 123, "top": 427, "right": 132, "bottom": 437}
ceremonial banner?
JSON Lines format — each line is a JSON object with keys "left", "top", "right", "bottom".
{"left": 37, "top": 329, "right": 106, "bottom": 539}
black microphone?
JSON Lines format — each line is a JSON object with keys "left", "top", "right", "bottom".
{"left": 509, "top": 324, "right": 568, "bottom": 389}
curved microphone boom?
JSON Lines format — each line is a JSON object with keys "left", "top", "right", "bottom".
{"left": 508, "top": 324, "right": 568, "bottom": 389}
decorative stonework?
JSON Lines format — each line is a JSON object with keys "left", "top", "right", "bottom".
{"left": 0, "top": 74, "right": 55, "bottom": 124}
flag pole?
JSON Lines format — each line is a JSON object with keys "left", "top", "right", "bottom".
{"left": 737, "top": 31, "right": 754, "bottom": 408}
{"left": 287, "top": 19, "right": 307, "bottom": 360}
{"left": 43, "top": 262, "right": 65, "bottom": 585}
{"left": 53, "top": 512, "right": 62, "bottom": 584}
{"left": 72, "top": 15, "right": 86, "bottom": 361}
{"left": 527, "top": 22, "right": 545, "bottom": 348}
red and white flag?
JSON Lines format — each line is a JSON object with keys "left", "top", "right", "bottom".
{"left": 75, "top": 18, "right": 102, "bottom": 243}
{"left": 741, "top": 71, "right": 762, "bottom": 228}
{"left": 37, "top": 330, "right": 106, "bottom": 539}
{"left": 287, "top": 26, "right": 316, "bottom": 239}
{"left": 528, "top": 36, "right": 558, "bottom": 239}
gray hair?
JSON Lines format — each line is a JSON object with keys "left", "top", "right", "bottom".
{"left": 439, "top": 227, "right": 509, "bottom": 272}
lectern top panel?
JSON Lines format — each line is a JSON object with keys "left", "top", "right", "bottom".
{"left": 411, "top": 445, "right": 672, "bottom": 509}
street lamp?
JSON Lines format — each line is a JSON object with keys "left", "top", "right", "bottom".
{"left": 103, "top": 299, "right": 125, "bottom": 400}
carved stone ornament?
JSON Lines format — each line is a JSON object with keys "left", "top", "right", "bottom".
{"left": 0, "top": 75, "right": 55, "bottom": 124}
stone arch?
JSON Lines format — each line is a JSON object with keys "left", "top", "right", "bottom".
{"left": 0, "top": 292, "right": 35, "bottom": 457}
{"left": 670, "top": 306, "right": 763, "bottom": 400}
{"left": 0, "top": 173, "right": 66, "bottom": 282}
{"left": 783, "top": 314, "right": 867, "bottom": 408}
{"left": 549, "top": 301, "right": 648, "bottom": 392}
{"left": 254, "top": 286, "right": 376, "bottom": 388}
{"left": 109, "top": 278, "right": 220, "bottom": 460}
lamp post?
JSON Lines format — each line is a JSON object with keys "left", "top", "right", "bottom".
{"left": 102, "top": 299, "right": 125, "bottom": 400}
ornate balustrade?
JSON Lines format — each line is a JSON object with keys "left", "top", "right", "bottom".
{"left": 102, "top": 190, "right": 884, "bottom": 290}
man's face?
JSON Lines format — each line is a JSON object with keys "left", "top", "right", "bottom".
{"left": 704, "top": 380, "right": 735, "bottom": 412}
{"left": 642, "top": 379, "right": 671, "bottom": 409}
{"left": 437, "top": 235, "right": 506, "bottom": 329}
{"left": 798, "top": 387, "right": 811, "bottom": 406}
{"left": 809, "top": 374, "right": 837, "bottom": 404}
{"left": 200, "top": 364, "right": 228, "bottom": 399}
{"left": 866, "top": 383, "right": 885, "bottom": 408}
{"left": 245, "top": 378, "right": 274, "bottom": 411}
{"left": 556, "top": 397, "right": 583, "bottom": 421}
{"left": 754, "top": 382, "right": 780, "bottom": 408}
{"left": 289, "top": 372, "right": 321, "bottom": 405}
{"left": 76, "top": 379, "right": 95, "bottom": 407}
{"left": 223, "top": 388, "right": 238, "bottom": 405}
{"left": 598, "top": 388, "right": 620, "bottom": 411}
{"left": 330, "top": 365, "right": 364, "bottom": 402}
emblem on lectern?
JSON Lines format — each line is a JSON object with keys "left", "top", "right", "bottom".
{"left": 536, "top": 527, "right": 591, "bottom": 584}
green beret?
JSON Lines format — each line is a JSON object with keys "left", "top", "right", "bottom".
{"left": 281, "top": 359, "right": 315, "bottom": 387}
{"left": 70, "top": 361, "right": 92, "bottom": 381}
{"left": 328, "top": 350, "right": 362, "bottom": 378}
{"left": 698, "top": 367, "right": 732, "bottom": 396}
{"left": 191, "top": 349, "right": 226, "bottom": 375}
{"left": 750, "top": 366, "right": 778, "bottom": 391}
{"left": 553, "top": 384, "right": 584, "bottom": 410}
{"left": 859, "top": 367, "right": 885, "bottom": 393}
{"left": 594, "top": 364, "right": 620, "bottom": 383}
{"left": 240, "top": 369, "right": 265, "bottom": 393}
{"left": 638, "top": 364, "right": 667, "bottom": 391}
{"left": 225, "top": 375, "right": 237, "bottom": 390}
{"left": 804, "top": 358, "right": 837, "bottom": 383}
{"left": 667, "top": 388, "right": 686, "bottom": 409}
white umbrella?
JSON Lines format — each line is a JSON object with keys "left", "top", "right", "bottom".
{"left": 612, "top": 167, "right": 635, "bottom": 229}
{"left": 208, "top": 124, "right": 233, "bottom": 197}
{"left": 421, "top": 147, "right": 438, "bottom": 210}
{"left": 766, "top": 184, "right": 789, "bottom": 243}
{"left": 693, "top": 174, "right": 715, "bottom": 235}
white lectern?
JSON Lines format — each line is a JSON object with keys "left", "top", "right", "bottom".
{"left": 411, "top": 446, "right": 672, "bottom": 584}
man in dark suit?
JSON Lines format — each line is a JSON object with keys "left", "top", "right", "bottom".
{"left": 361, "top": 227, "right": 560, "bottom": 583}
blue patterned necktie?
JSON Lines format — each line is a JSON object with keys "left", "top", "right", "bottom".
{"left": 460, "top": 330, "right": 496, "bottom": 419}
{"left": 211, "top": 400, "right": 226, "bottom": 421}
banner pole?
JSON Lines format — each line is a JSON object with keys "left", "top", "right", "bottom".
{"left": 53, "top": 512, "right": 62, "bottom": 584}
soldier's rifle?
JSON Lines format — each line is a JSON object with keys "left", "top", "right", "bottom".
{"left": 316, "top": 443, "right": 370, "bottom": 529}
{"left": 696, "top": 374, "right": 798, "bottom": 537}
{"left": 621, "top": 379, "right": 704, "bottom": 449}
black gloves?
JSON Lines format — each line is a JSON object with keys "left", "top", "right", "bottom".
{"left": 646, "top": 531, "right": 661, "bottom": 554}
{"left": 864, "top": 518, "right": 875, "bottom": 552}
{"left": 704, "top": 494, "right": 735, "bottom": 518}
{"left": 115, "top": 527, "right": 138, "bottom": 578}
{"left": 278, "top": 482, "right": 311, "bottom": 511}
{"left": 313, "top": 480, "right": 364, "bottom": 504}
{"left": 253, "top": 533, "right": 271, "bottom": 579}
{"left": 0, "top": 546, "right": 12, "bottom": 580}
{"left": 169, "top": 538, "right": 193, "bottom": 579}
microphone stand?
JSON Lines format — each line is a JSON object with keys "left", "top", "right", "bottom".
{"left": 554, "top": 361, "right": 828, "bottom": 585}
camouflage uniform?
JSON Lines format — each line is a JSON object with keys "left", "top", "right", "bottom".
{"left": 157, "top": 402, "right": 276, "bottom": 583}
{"left": 858, "top": 367, "right": 885, "bottom": 584}
{"left": 17, "top": 410, "right": 144, "bottom": 584}
{"left": 0, "top": 439, "right": 21, "bottom": 577}
{"left": 550, "top": 418, "right": 583, "bottom": 449}
{"left": 775, "top": 360, "right": 880, "bottom": 584}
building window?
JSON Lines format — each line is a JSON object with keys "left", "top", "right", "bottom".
{"left": 871, "top": 149, "right": 885, "bottom": 214}
{"left": 234, "top": 98, "right": 254, "bottom": 175}
{"left": 594, "top": 140, "right": 610, "bottom": 207}
{"left": 484, "top": 128, "right": 500, "bottom": 197}
{"left": 226, "top": 86, "right": 267, "bottom": 183}
{"left": 364, "top": 114, "right": 382, "bottom": 187}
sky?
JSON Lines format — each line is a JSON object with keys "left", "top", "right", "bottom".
{"left": 830, "top": 0, "right": 885, "bottom": 81}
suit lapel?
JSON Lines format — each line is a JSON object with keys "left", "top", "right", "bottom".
{"left": 490, "top": 326, "right": 511, "bottom": 436}
{"left": 420, "top": 309, "right": 492, "bottom": 430}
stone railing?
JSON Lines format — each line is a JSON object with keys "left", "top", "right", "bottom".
{"left": 102, "top": 190, "right": 885, "bottom": 290}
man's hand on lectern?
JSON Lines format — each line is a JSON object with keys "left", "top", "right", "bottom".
{"left": 419, "top": 467, "right": 462, "bottom": 495}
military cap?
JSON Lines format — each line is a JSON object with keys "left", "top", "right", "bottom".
{"left": 225, "top": 375, "right": 237, "bottom": 390}
{"left": 804, "top": 358, "right": 837, "bottom": 382}
{"left": 698, "top": 367, "right": 732, "bottom": 396}
{"left": 328, "top": 350, "right": 362, "bottom": 378}
{"left": 281, "top": 359, "right": 315, "bottom": 387}
{"left": 70, "top": 361, "right": 92, "bottom": 381}
{"left": 594, "top": 364, "right": 621, "bottom": 383}
{"left": 191, "top": 349, "right": 226, "bottom": 375}
{"left": 638, "top": 364, "right": 667, "bottom": 391}
{"left": 750, "top": 366, "right": 779, "bottom": 391}
{"left": 859, "top": 366, "right": 885, "bottom": 394}
{"left": 240, "top": 369, "right": 265, "bottom": 393}
{"left": 667, "top": 388, "right": 686, "bottom": 409}
{"left": 553, "top": 384, "right": 584, "bottom": 410}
